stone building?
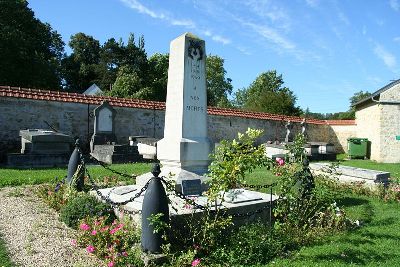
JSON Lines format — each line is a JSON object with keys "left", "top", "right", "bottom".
{"left": 354, "top": 79, "right": 400, "bottom": 163}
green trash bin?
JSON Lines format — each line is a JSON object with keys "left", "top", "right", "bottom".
{"left": 347, "top": 138, "right": 369, "bottom": 159}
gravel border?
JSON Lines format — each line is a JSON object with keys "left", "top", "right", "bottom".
{"left": 0, "top": 186, "right": 104, "bottom": 267}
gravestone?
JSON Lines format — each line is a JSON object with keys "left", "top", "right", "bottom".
{"left": 137, "top": 32, "right": 210, "bottom": 190}
{"left": 7, "top": 129, "right": 72, "bottom": 167}
{"left": 90, "top": 100, "right": 117, "bottom": 152}
{"left": 90, "top": 101, "right": 142, "bottom": 164}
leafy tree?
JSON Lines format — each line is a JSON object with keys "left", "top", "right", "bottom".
{"left": 61, "top": 33, "right": 101, "bottom": 92}
{"left": 235, "top": 70, "right": 302, "bottom": 116}
{"left": 145, "top": 53, "right": 169, "bottom": 101}
{"left": 206, "top": 55, "right": 233, "bottom": 107}
{"left": 350, "top": 90, "right": 371, "bottom": 106}
{"left": 0, "top": 0, "right": 64, "bottom": 89}
{"left": 109, "top": 66, "right": 143, "bottom": 98}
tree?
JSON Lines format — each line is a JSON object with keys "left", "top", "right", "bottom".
{"left": 206, "top": 55, "right": 233, "bottom": 107}
{"left": 61, "top": 33, "right": 101, "bottom": 92}
{"left": 235, "top": 70, "right": 302, "bottom": 116}
{"left": 145, "top": 53, "right": 169, "bottom": 101}
{"left": 109, "top": 66, "right": 143, "bottom": 98}
{"left": 350, "top": 90, "right": 371, "bottom": 106}
{"left": 0, "top": 0, "right": 64, "bottom": 89}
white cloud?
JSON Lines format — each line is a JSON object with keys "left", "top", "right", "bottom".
{"left": 362, "top": 26, "right": 367, "bottom": 35}
{"left": 338, "top": 12, "right": 350, "bottom": 26}
{"left": 120, "top": 0, "right": 229, "bottom": 45}
{"left": 374, "top": 44, "right": 397, "bottom": 70}
{"left": 394, "top": 36, "right": 400, "bottom": 42}
{"left": 305, "top": 0, "right": 319, "bottom": 8}
{"left": 390, "top": 0, "right": 400, "bottom": 11}
{"left": 244, "top": 0, "right": 291, "bottom": 31}
{"left": 242, "top": 21, "right": 295, "bottom": 51}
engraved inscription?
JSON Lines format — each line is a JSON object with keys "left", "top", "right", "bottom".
{"left": 186, "top": 105, "right": 204, "bottom": 112}
{"left": 190, "top": 95, "right": 200, "bottom": 101}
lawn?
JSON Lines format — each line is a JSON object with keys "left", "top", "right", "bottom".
{"left": 1, "top": 160, "right": 400, "bottom": 266}
{"left": 0, "top": 234, "right": 14, "bottom": 267}
{"left": 0, "top": 163, "right": 152, "bottom": 187}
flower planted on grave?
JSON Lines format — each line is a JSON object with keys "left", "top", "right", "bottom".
{"left": 75, "top": 216, "right": 141, "bottom": 266}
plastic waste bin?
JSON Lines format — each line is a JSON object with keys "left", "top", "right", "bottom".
{"left": 347, "top": 138, "right": 368, "bottom": 159}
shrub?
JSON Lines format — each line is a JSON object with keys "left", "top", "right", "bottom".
{"left": 76, "top": 216, "right": 143, "bottom": 267}
{"left": 59, "top": 193, "right": 115, "bottom": 228}
{"left": 209, "top": 222, "right": 288, "bottom": 266}
{"left": 36, "top": 180, "right": 67, "bottom": 211}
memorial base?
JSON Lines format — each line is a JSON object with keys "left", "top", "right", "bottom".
{"left": 92, "top": 185, "right": 278, "bottom": 228}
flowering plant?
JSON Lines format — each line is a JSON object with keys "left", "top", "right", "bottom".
{"left": 76, "top": 215, "right": 141, "bottom": 266}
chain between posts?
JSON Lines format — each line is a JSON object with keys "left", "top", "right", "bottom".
{"left": 76, "top": 147, "right": 278, "bottom": 219}
{"left": 77, "top": 147, "right": 149, "bottom": 210}
{"left": 88, "top": 154, "right": 136, "bottom": 179}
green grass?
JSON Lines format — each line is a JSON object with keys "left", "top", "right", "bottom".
{"left": 270, "top": 192, "right": 400, "bottom": 266}
{"left": 0, "top": 163, "right": 152, "bottom": 187}
{"left": 0, "top": 234, "right": 14, "bottom": 267}
{"left": 2, "top": 161, "right": 400, "bottom": 266}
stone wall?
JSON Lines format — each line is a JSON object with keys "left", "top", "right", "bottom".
{"left": 355, "top": 102, "right": 381, "bottom": 161}
{"left": 378, "top": 83, "right": 400, "bottom": 163}
{"left": 0, "top": 96, "right": 354, "bottom": 161}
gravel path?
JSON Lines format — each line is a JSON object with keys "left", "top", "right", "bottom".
{"left": 0, "top": 186, "right": 104, "bottom": 267}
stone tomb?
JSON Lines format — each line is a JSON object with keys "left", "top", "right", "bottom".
{"left": 95, "top": 185, "right": 278, "bottom": 227}
{"left": 95, "top": 33, "right": 278, "bottom": 229}
{"left": 310, "top": 162, "right": 390, "bottom": 185}
{"left": 7, "top": 129, "right": 72, "bottom": 167}
{"left": 90, "top": 101, "right": 142, "bottom": 164}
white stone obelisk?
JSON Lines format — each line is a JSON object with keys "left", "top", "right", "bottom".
{"left": 137, "top": 33, "right": 210, "bottom": 187}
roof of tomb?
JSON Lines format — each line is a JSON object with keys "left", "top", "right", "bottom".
{"left": 0, "top": 85, "right": 355, "bottom": 126}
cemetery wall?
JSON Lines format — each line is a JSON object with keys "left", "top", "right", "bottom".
{"left": 0, "top": 93, "right": 354, "bottom": 161}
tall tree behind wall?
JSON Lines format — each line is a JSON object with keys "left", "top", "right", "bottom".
{"left": 0, "top": 0, "right": 64, "bottom": 89}
{"left": 234, "top": 70, "right": 302, "bottom": 116}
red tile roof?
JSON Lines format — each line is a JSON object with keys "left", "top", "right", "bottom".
{"left": 0, "top": 86, "right": 355, "bottom": 126}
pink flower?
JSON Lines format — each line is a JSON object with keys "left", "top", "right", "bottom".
{"left": 110, "top": 228, "right": 118, "bottom": 234}
{"left": 91, "top": 230, "right": 97, "bottom": 235}
{"left": 100, "top": 226, "right": 109, "bottom": 232}
{"left": 107, "top": 262, "right": 115, "bottom": 267}
{"left": 94, "top": 220, "right": 101, "bottom": 226}
{"left": 79, "top": 223, "right": 90, "bottom": 231}
{"left": 192, "top": 258, "right": 201, "bottom": 266}
{"left": 275, "top": 157, "right": 285, "bottom": 166}
{"left": 70, "top": 239, "right": 77, "bottom": 247}
{"left": 86, "top": 245, "right": 95, "bottom": 253}
{"left": 122, "top": 251, "right": 128, "bottom": 257}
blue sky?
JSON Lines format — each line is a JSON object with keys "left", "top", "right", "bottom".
{"left": 29, "top": 0, "right": 400, "bottom": 113}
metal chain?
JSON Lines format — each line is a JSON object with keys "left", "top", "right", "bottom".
{"left": 88, "top": 154, "right": 137, "bottom": 179}
{"left": 238, "top": 182, "right": 277, "bottom": 190}
{"left": 76, "top": 147, "right": 278, "bottom": 219}
{"left": 160, "top": 177, "right": 208, "bottom": 211}
{"left": 77, "top": 147, "right": 150, "bottom": 208}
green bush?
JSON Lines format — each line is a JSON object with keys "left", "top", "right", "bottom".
{"left": 209, "top": 223, "right": 288, "bottom": 266}
{"left": 59, "top": 193, "right": 115, "bottom": 228}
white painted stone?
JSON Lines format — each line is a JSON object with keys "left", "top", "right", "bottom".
{"left": 138, "top": 33, "right": 210, "bottom": 186}
{"left": 157, "top": 33, "right": 210, "bottom": 174}
{"left": 98, "top": 108, "right": 113, "bottom": 132}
